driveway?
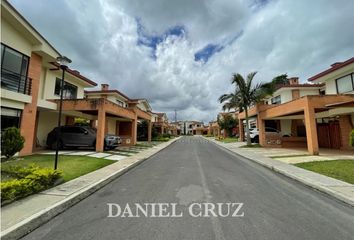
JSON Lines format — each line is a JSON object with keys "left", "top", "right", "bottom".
{"left": 37, "top": 141, "right": 161, "bottom": 161}
{"left": 21, "top": 136, "right": 354, "bottom": 240}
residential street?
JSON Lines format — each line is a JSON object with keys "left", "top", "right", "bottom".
{"left": 22, "top": 136, "right": 354, "bottom": 240}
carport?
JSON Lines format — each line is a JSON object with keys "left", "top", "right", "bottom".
{"left": 258, "top": 95, "right": 354, "bottom": 155}
{"left": 54, "top": 98, "right": 138, "bottom": 152}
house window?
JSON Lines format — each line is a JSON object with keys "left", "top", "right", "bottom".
{"left": 336, "top": 73, "right": 354, "bottom": 93}
{"left": 271, "top": 95, "right": 281, "bottom": 104}
{"left": 1, "top": 43, "right": 30, "bottom": 94}
{"left": 54, "top": 78, "right": 78, "bottom": 99}
{"left": 1, "top": 107, "right": 22, "bottom": 131}
{"left": 116, "top": 99, "right": 126, "bottom": 107}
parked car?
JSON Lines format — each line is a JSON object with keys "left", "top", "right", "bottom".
{"left": 246, "top": 127, "right": 282, "bottom": 143}
{"left": 46, "top": 126, "right": 121, "bottom": 150}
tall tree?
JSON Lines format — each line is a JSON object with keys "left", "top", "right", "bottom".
{"left": 219, "top": 72, "right": 264, "bottom": 146}
{"left": 258, "top": 74, "right": 288, "bottom": 97}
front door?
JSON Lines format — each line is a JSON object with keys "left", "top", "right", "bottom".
{"left": 317, "top": 120, "right": 341, "bottom": 149}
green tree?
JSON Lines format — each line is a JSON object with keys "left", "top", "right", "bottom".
{"left": 219, "top": 72, "right": 265, "bottom": 146}
{"left": 1, "top": 127, "right": 25, "bottom": 159}
{"left": 217, "top": 114, "right": 238, "bottom": 137}
{"left": 137, "top": 120, "right": 148, "bottom": 141}
{"left": 258, "top": 74, "right": 288, "bottom": 97}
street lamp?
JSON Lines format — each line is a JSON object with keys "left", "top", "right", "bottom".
{"left": 54, "top": 56, "right": 72, "bottom": 170}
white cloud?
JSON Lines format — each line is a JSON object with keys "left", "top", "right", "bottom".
{"left": 9, "top": 0, "right": 354, "bottom": 123}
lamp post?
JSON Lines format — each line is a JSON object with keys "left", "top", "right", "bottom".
{"left": 54, "top": 56, "right": 72, "bottom": 170}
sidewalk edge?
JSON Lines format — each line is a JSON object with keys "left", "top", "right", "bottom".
{"left": 1, "top": 137, "right": 180, "bottom": 240}
{"left": 203, "top": 137, "right": 354, "bottom": 207}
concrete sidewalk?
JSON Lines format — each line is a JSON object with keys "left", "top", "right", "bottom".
{"left": 1, "top": 137, "right": 180, "bottom": 240}
{"left": 204, "top": 137, "right": 354, "bottom": 207}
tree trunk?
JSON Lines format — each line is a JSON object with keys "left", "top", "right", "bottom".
{"left": 245, "top": 108, "right": 252, "bottom": 146}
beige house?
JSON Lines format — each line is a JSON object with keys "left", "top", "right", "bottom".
{"left": 1, "top": 1, "right": 153, "bottom": 155}
{"left": 239, "top": 59, "right": 354, "bottom": 154}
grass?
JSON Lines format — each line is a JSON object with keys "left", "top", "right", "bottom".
{"left": 216, "top": 137, "right": 239, "bottom": 143}
{"left": 295, "top": 160, "right": 354, "bottom": 184}
{"left": 271, "top": 154, "right": 309, "bottom": 159}
{"left": 239, "top": 144, "right": 262, "bottom": 148}
{"left": 1, "top": 155, "right": 115, "bottom": 182}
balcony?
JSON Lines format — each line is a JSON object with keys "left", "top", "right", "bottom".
{"left": 1, "top": 68, "right": 32, "bottom": 95}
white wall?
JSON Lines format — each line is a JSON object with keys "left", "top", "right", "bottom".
{"left": 280, "top": 90, "right": 293, "bottom": 104}
{"left": 36, "top": 111, "right": 65, "bottom": 147}
{"left": 325, "top": 79, "right": 337, "bottom": 94}
{"left": 42, "top": 69, "right": 86, "bottom": 100}
{"left": 280, "top": 119, "right": 292, "bottom": 136}
{"left": 1, "top": 19, "right": 32, "bottom": 56}
{"left": 107, "top": 118, "right": 117, "bottom": 135}
{"left": 299, "top": 89, "right": 320, "bottom": 97}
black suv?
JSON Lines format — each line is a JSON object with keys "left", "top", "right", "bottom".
{"left": 46, "top": 126, "right": 121, "bottom": 150}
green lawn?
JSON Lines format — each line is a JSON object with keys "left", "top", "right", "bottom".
{"left": 239, "top": 144, "right": 262, "bottom": 148}
{"left": 216, "top": 137, "right": 239, "bottom": 143}
{"left": 295, "top": 160, "right": 354, "bottom": 184}
{"left": 1, "top": 155, "right": 115, "bottom": 182}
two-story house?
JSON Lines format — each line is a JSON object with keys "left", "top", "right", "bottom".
{"left": 152, "top": 112, "right": 169, "bottom": 135}
{"left": 1, "top": 1, "right": 153, "bottom": 155}
{"left": 84, "top": 84, "right": 153, "bottom": 145}
{"left": 1, "top": 1, "right": 99, "bottom": 155}
{"left": 238, "top": 59, "right": 354, "bottom": 155}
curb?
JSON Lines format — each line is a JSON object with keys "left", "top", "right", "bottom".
{"left": 203, "top": 137, "right": 354, "bottom": 207}
{"left": 1, "top": 137, "right": 180, "bottom": 240}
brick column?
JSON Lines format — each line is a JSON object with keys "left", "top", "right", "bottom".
{"left": 131, "top": 117, "right": 138, "bottom": 145}
{"left": 304, "top": 102, "right": 319, "bottom": 155}
{"left": 339, "top": 115, "right": 353, "bottom": 150}
{"left": 20, "top": 53, "right": 42, "bottom": 156}
{"left": 115, "top": 121, "right": 120, "bottom": 136}
{"left": 258, "top": 114, "right": 266, "bottom": 146}
{"left": 96, "top": 108, "right": 106, "bottom": 152}
{"left": 148, "top": 121, "right": 152, "bottom": 143}
{"left": 239, "top": 119, "right": 244, "bottom": 141}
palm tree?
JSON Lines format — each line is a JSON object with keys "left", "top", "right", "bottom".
{"left": 218, "top": 91, "right": 242, "bottom": 112}
{"left": 219, "top": 72, "right": 264, "bottom": 146}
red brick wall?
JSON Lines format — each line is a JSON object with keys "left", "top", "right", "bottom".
{"left": 339, "top": 115, "right": 353, "bottom": 150}
{"left": 20, "top": 53, "right": 42, "bottom": 156}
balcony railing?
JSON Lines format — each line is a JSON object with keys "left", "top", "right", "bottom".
{"left": 1, "top": 68, "right": 32, "bottom": 95}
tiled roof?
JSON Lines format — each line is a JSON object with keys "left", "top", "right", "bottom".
{"left": 51, "top": 62, "right": 97, "bottom": 86}
{"left": 308, "top": 57, "right": 354, "bottom": 81}
{"left": 84, "top": 89, "right": 130, "bottom": 100}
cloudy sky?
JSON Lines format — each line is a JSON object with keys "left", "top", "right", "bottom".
{"left": 10, "top": 0, "right": 354, "bottom": 123}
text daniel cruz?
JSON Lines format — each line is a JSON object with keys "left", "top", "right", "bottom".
{"left": 107, "top": 203, "right": 245, "bottom": 218}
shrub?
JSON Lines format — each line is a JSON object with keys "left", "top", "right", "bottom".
{"left": 162, "top": 133, "right": 171, "bottom": 138}
{"left": 1, "top": 164, "right": 62, "bottom": 202}
{"left": 350, "top": 129, "right": 354, "bottom": 147}
{"left": 1, "top": 127, "right": 25, "bottom": 159}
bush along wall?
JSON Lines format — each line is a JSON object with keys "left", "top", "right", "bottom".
{"left": 1, "top": 164, "right": 62, "bottom": 205}
{"left": 1, "top": 127, "right": 25, "bottom": 159}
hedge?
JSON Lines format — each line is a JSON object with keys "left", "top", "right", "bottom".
{"left": 350, "top": 129, "right": 354, "bottom": 147}
{"left": 1, "top": 164, "right": 62, "bottom": 202}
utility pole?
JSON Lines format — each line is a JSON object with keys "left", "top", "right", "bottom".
{"left": 174, "top": 109, "right": 177, "bottom": 123}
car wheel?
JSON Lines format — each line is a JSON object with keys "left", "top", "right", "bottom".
{"left": 253, "top": 136, "right": 259, "bottom": 143}
{"left": 51, "top": 140, "right": 63, "bottom": 150}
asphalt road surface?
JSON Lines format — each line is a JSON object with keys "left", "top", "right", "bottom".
{"left": 22, "top": 136, "right": 354, "bottom": 240}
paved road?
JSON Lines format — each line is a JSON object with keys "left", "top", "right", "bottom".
{"left": 22, "top": 136, "right": 354, "bottom": 240}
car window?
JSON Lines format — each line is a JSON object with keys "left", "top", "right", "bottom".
{"left": 72, "top": 127, "right": 85, "bottom": 133}
{"left": 61, "top": 127, "right": 72, "bottom": 133}
{"left": 61, "top": 127, "right": 84, "bottom": 133}
{"left": 266, "top": 127, "right": 278, "bottom": 132}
